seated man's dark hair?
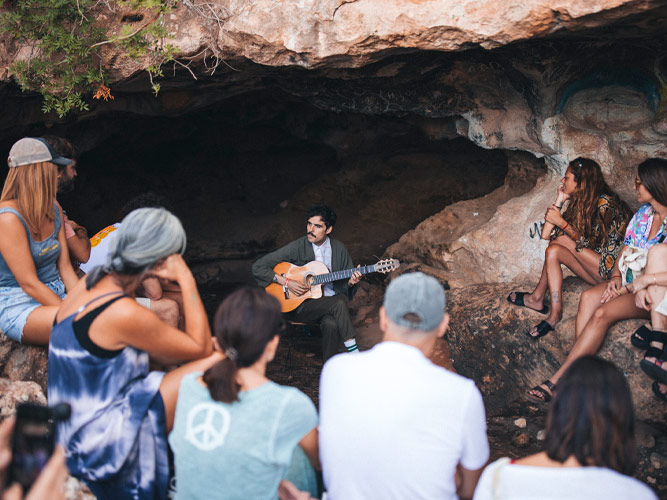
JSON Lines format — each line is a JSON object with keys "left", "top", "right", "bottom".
{"left": 545, "top": 356, "right": 637, "bottom": 475}
{"left": 307, "top": 203, "right": 336, "bottom": 228}
{"left": 41, "top": 135, "right": 79, "bottom": 171}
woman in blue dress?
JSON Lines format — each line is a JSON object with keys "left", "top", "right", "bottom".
{"left": 0, "top": 137, "right": 78, "bottom": 344}
{"left": 48, "top": 207, "right": 217, "bottom": 500}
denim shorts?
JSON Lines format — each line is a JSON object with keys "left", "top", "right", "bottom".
{"left": 0, "top": 279, "right": 65, "bottom": 342}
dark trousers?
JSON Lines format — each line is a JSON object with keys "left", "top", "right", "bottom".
{"left": 290, "top": 295, "right": 356, "bottom": 361}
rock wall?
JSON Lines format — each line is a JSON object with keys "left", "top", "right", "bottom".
{"left": 445, "top": 278, "right": 663, "bottom": 423}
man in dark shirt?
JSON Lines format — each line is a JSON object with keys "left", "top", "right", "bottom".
{"left": 252, "top": 204, "right": 361, "bottom": 361}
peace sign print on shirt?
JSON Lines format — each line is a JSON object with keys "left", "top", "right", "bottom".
{"left": 184, "top": 402, "right": 231, "bottom": 451}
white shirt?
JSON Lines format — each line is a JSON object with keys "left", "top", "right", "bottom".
{"left": 319, "top": 341, "right": 489, "bottom": 500}
{"left": 312, "top": 237, "right": 334, "bottom": 296}
{"left": 473, "top": 458, "right": 658, "bottom": 500}
{"left": 79, "top": 223, "right": 121, "bottom": 274}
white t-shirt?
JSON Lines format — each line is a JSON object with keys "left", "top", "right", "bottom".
{"left": 79, "top": 223, "right": 121, "bottom": 274}
{"left": 319, "top": 341, "right": 489, "bottom": 500}
{"left": 473, "top": 457, "right": 658, "bottom": 500}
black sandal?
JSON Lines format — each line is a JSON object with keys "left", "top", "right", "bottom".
{"left": 640, "top": 330, "right": 667, "bottom": 384}
{"left": 651, "top": 381, "right": 667, "bottom": 402}
{"left": 507, "top": 291, "right": 549, "bottom": 314}
{"left": 631, "top": 324, "right": 652, "bottom": 350}
{"left": 527, "top": 380, "right": 556, "bottom": 403}
{"left": 527, "top": 320, "right": 554, "bottom": 339}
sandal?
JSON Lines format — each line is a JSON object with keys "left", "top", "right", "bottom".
{"left": 527, "top": 320, "right": 554, "bottom": 339}
{"left": 507, "top": 291, "right": 549, "bottom": 314}
{"left": 631, "top": 324, "right": 652, "bottom": 350}
{"left": 640, "top": 330, "right": 667, "bottom": 384}
{"left": 651, "top": 381, "right": 667, "bottom": 402}
{"left": 527, "top": 380, "right": 556, "bottom": 403}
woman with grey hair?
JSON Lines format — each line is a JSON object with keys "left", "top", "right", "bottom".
{"left": 47, "top": 207, "right": 219, "bottom": 500}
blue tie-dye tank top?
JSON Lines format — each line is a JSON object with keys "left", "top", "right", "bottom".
{"left": 48, "top": 295, "right": 168, "bottom": 500}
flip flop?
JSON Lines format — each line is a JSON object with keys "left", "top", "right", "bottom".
{"left": 527, "top": 380, "right": 556, "bottom": 403}
{"left": 651, "top": 381, "right": 667, "bottom": 402}
{"left": 631, "top": 325, "right": 652, "bottom": 350}
{"left": 507, "top": 291, "right": 548, "bottom": 314}
{"left": 527, "top": 320, "right": 553, "bottom": 339}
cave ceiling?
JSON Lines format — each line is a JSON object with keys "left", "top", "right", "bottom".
{"left": 1, "top": 1, "right": 667, "bottom": 171}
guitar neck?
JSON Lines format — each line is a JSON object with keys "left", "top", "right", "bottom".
{"left": 312, "top": 265, "right": 375, "bottom": 285}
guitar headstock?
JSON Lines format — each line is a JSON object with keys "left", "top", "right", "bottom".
{"left": 374, "top": 258, "right": 400, "bottom": 274}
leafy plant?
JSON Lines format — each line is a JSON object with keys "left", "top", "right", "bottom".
{"left": 0, "top": 0, "right": 176, "bottom": 117}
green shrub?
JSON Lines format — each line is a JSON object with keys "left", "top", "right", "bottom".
{"left": 0, "top": 0, "right": 175, "bottom": 116}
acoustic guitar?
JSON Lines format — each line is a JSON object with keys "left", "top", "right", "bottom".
{"left": 266, "top": 259, "right": 400, "bottom": 312}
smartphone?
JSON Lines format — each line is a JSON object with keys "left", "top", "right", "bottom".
{"left": 8, "top": 402, "right": 70, "bottom": 491}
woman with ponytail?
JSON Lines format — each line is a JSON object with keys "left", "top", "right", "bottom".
{"left": 48, "top": 207, "right": 216, "bottom": 500}
{"left": 169, "top": 286, "right": 320, "bottom": 500}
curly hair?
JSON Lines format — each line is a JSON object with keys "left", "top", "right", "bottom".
{"left": 563, "top": 158, "right": 628, "bottom": 248}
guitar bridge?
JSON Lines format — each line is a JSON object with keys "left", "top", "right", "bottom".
{"left": 282, "top": 284, "right": 290, "bottom": 299}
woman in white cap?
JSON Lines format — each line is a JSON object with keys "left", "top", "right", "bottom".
{"left": 0, "top": 137, "right": 78, "bottom": 344}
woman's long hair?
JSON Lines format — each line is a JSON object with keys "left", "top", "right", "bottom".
{"left": 638, "top": 158, "right": 667, "bottom": 207}
{"left": 1, "top": 161, "right": 57, "bottom": 237}
{"left": 204, "top": 287, "right": 285, "bottom": 403}
{"left": 85, "top": 207, "right": 186, "bottom": 289}
{"left": 563, "top": 158, "right": 628, "bottom": 247}
{"left": 545, "top": 356, "right": 637, "bottom": 475}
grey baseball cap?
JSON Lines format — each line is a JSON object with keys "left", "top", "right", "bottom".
{"left": 383, "top": 272, "right": 446, "bottom": 331}
{"left": 7, "top": 137, "right": 73, "bottom": 168}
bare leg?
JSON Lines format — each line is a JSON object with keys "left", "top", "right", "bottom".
{"left": 575, "top": 282, "right": 610, "bottom": 339}
{"left": 159, "top": 352, "right": 223, "bottom": 432}
{"left": 529, "top": 292, "right": 648, "bottom": 400}
{"left": 641, "top": 245, "right": 667, "bottom": 365}
{"left": 22, "top": 306, "right": 59, "bottom": 345}
{"left": 528, "top": 239, "right": 601, "bottom": 336}
{"left": 149, "top": 297, "right": 179, "bottom": 329}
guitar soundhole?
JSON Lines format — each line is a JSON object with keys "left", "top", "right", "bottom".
{"left": 305, "top": 274, "right": 314, "bottom": 286}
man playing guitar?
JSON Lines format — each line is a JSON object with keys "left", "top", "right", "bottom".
{"left": 252, "top": 204, "right": 361, "bottom": 361}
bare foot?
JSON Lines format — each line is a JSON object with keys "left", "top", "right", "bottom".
{"left": 527, "top": 380, "right": 556, "bottom": 402}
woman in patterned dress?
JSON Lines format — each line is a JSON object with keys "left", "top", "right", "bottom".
{"left": 508, "top": 158, "right": 630, "bottom": 339}
{"left": 48, "top": 207, "right": 218, "bottom": 500}
{"left": 528, "top": 158, "right": 667, "bottom": 402}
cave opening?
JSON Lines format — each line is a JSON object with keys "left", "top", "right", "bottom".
{"left": 48, "top": 87, "right": 512, "bottom": 289}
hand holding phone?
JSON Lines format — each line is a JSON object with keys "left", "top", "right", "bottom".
{"left": 4, "top": 403, "right": 70, "bottom": 496}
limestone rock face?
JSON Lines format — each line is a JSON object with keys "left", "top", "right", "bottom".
{"left": 199, "top": 0, "right": 654, "bottom": 68}
{"left": 0, "top": 377, "right": 46, "bottom": 419}
{"left": 445, "top": 278, "right": 664, "bottom": 423}
{"left": 387, "top": 151, "right": 552, "bottom": 286}
{"left": 0, "top": 336, "right": 48, "bottom": 393}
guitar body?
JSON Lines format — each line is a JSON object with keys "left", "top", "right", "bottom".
{"left": 265, "top": 257, "right": 399, "bottom": 313}
{"left": 265, "top": 261, "right": 329, "bottom": 312}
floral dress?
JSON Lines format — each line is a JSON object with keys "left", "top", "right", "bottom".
{"left": 551, "top": 194, "right": 630, "bottom": 279}
{"left": 623, "top": 203, "right": 667, "bottom": 248}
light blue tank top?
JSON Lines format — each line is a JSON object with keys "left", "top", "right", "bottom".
{"left": 0, "top": 204, "right": 61, "bottom": 287}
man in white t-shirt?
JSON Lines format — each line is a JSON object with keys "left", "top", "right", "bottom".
{"left": 319, "top": 272, "right": 489, "bottom": 500}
